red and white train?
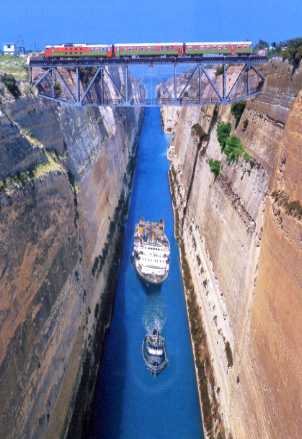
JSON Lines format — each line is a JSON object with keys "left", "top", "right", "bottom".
{"left": 41, "top": 41, "right": 253, "bottom": 58}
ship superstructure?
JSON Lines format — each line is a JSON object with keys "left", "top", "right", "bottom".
{"left": 132, "top": 219, "right": 170, "bottom": 284}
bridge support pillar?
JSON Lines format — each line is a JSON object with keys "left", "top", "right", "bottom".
{"left": 173, "top": 63, "right": 177, "bottom": 99}
{"left": 76, "top": 68, "right": 81, "bottom": 104}
{"left": 198, "top": 66, "right": 201, "bottom": 103}
{"left": 246, "top": 64, "right": 250, "bottom": 95}
{"left": 125, "top": 65, "right": 129, "bottom": 104}
{"left": 222, "top": 64, "right": 227, "bottom": 100}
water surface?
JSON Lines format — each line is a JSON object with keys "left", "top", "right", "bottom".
{"left": 88, "top": 108, "right": 203, "bottom": 439}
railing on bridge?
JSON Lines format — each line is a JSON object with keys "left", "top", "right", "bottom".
{"left": 29, "top": 55, "right": 267, "bottom": 107}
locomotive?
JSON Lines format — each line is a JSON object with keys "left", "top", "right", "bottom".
{"left": 42, "top": 41, "right": 253, "bottom": 58}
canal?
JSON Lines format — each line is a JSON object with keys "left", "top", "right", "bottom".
{"left": 88, "top": 108, "right": 203, "bottom": 439}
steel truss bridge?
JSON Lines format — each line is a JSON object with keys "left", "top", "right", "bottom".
{"left": 29, "top": 55, "right": 267, "bottom": 107}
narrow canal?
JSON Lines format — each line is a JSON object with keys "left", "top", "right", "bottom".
{"left": 88, "top": 108, "right": 203, "bottom": 439}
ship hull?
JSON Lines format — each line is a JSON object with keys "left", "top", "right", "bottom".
{"left": 133, "top": 257, "right": 169, "bottom": 285}
{"left": 142, "top": 336, "right": 168, "bottom": 375}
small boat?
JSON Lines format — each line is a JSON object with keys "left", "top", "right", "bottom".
{"left": 142, "top": 328, "right": 168, "bottom": 375}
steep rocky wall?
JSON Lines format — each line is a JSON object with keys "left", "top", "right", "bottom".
{"left": 162, "top": 61, "right": 302, "bottom": 438}
{"left": 0, "top": 78, "right": 142, "bottom": 438}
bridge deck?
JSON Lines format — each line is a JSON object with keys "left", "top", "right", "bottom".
{"left": 29, "top": 55, "right": 267, "bottom": 68}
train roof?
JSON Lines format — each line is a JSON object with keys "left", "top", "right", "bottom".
{"left": 44, "top": 41, "right": 253, "bottom": 49}
{"left": 186, "top": 41, "right": 252, "bottom": 46}
{"left": 115, "top": 42, "right": 183, "bottom": 47}
{"left": 45, "top": 44, "right": 111, "bottom": 48}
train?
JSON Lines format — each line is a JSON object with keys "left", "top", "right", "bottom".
{"left": 42, "top": 41, "right": 253, "bottom": 58}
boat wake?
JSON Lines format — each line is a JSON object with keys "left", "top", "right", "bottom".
{"left": 143, "top": 306, "right": 166, "bottom": 334}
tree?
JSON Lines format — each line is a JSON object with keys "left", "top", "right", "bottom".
{"left": 208, "top": 159, "right": 221, "bottom": 178}
{"left": 231, "top": 101, "right": 246, "bottom": 127}
{"left": 217, "top": 122, "right": 231, "bottom": 151}
{"left": 254, "top": 40, "right": 269, "bottom": 50}
{"left": 224, "top": 136, "right": 244, "bottom": 163}
{"left": 1, "top": 74, "right": 21, "bottom": 98}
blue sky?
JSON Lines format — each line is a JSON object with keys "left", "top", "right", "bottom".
{"left": 1, "top": 0, "right": 301, "bottom": 49}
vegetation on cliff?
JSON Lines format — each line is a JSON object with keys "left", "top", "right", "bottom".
{"left": 0, "top": 151, "right": 65, "bottom": 193}
{"left": 280, "top": 38, "right": 302, "bottom": 67}
{"left": 271, "top": 190, "right": 302, "bottom": 220}
{"left": 255, "top": 37, "right": 302, "bottom": 68}
{"left": 0, "top": 55, "right": 27, "bottom": 80}
{"left": 208, "top": 159, "right": 221, "bottom": 177}
{"left": 217, "top": 122, "right": 251, "bottom": 163}
{"left": 231, "top": 101, "right": 246, "bottom": 127}
{"left": 0, "top": 73, "right": 21, "bottom": 98}
{"left": 224, "top": 136, "right": 251, "bottom": 163}
{"left": 209, "top": 121, "right": 252, "bottom": 178}
{"left": 217, "top": 122, "right": 231, "bottom": 150}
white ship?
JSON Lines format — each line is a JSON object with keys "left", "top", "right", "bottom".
{"left": 132, "top": 218, "right": 170, "bottom": 285}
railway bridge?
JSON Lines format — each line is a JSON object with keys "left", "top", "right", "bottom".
{"left": 29, "top": 54, "right": 267, "bottom": 107}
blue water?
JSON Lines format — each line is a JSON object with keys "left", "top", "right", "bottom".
{"left": 88, "top": 108, "right": 203, "bottom": 439}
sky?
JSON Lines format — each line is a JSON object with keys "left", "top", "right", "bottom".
{"left": 1, "top": 0, "right": 301, "bottom": 49}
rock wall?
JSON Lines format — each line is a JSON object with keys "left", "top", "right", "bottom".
{"left": 0, "top": 76, "right": 142, "bottom": 438}
{"left": 162, "top": 61, "right": 302, "bottom": 438}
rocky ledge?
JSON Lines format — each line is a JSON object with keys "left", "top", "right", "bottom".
{"left": 162, "top": 60, "right": 302, "bottom": 439}
{"left": 0, "top": 71, "right": 143, "bottom": 439}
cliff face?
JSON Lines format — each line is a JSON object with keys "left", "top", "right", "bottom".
{"left": 162, "top": 61, "right": 302, "bottom": 438}
{"left": 0, "top": 78, "right": 142, "bottom": 438}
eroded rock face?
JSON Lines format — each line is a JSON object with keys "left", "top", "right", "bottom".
{"left": 0, "top": 84, "right": 142, "bottom": 438}
{"left": 162, "top": 61, "right": 302, "bottom": 438}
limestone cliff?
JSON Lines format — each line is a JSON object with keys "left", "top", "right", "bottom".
{"left": 162, "top": 60, "right": 302, "bottom": 438}
{"left": 0, "top": 73, "right": 142, "bottom": 438}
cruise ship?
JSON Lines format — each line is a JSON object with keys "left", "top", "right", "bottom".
{"left": 132, "top": 219, "right": 170, "bottom": 285}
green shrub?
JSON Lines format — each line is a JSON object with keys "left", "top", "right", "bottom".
{"left": 224, "top": 136, "right": 245, "bottom": 163}
{"left": 1, "top": 73, "right": 21, "bottom": 98}
{"left": 231, "top": 101, "right": 246, "bottom": 127}
{"left": 242, "top": 119, "right": 249, "bottom": 131}
{"left": 272, "top": 190, "right": 302, "bottom": 219}
{"left": 54, "top": 81, "right": 62, "bottom": 96}
{"left": 191, "top": 123, "right": 206, "bottom": 139}
{"left": 215, "top": 65, "right": 224, "bottom": 77}
{"left": 217, "top": 122, "right": 231, "bottom": 151}
{"left": 224, "top": 136, "right": 251, "bottom": 163}
{"left": 217, "top": 121, "right": 252, "bottom": 164}
{"left": 281, "top": 38, "right": 302, "bottom": 68}
{"left": 267, "top": 37, "right": 302, "bottom": 68}
{"left": 242, "top": 151, "right": 252, "bottom": 161}
{"left": 254, "top": 40, "right": 269, "bottom": 50}
{"left": 208, "top": 159, "right": 221, "bottom": 177}
{"left": 225, "top": 138, "right": 251, "bottom": 163}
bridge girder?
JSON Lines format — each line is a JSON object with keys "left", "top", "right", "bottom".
{"left": 29, "top": 56, "right": 266, "bottom": 107}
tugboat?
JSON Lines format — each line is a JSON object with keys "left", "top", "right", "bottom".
{"left": 142, "top": 328, "right": 168, "bottom": 375}
{"left": 132, "top": 219, "right": 170, "bottom": 285}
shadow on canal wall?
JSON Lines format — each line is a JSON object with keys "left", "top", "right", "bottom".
{"left": 87, "top": 272, "right": 128, "bottom": 439}
{"left": 67, "top": 112, "right": 145, "bottom": 439}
